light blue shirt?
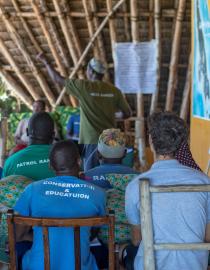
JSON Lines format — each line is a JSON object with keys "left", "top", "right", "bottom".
{"left": 125, "top": 160, "right": 210, "bottom": 270}
{"left": 15, "top": 176, "right": 106, "bottom": 270}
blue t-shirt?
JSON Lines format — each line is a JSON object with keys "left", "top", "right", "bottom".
{"left": 85, "top": 163, "right": 138, "bottom": 189}
{"left": 15, "top": 176, "right": 106, "bottom": 270}
{"left": 125, "top": 160, "right": 210, "bottom": 270}
{"left": 66, "top": 114, "right": 80, "bottom": 141}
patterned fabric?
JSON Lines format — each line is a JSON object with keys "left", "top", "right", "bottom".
{"left": 0, "top": 175, "right": 32, "bottom": 250}
{"left": 98, "top": 174, "right": 137, "bottom": 243}
{"left": 175, "top": 142, "right": 202, "bottom": 171}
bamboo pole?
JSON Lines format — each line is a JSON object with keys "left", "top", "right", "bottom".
{"left": 0, "top": 37, "right": 40, "bottom": 101}
{"left": 61, "top": 0, "right": 83, "bottom": 61}
{"left": 122, "top": 1, "right": 131, "bottom": 41}
{"left": 31, "top": 1, "right": 67, "bottom": 77}
{"left": 180, "top": 53, "right": 191, "bottom": 120}
{"left": 149, "top": 0, "right": 154, "bottom": 39}
{"left": 55, "top": 0, "right": 126, "bottom": 107}
{"left": 0, "top": 118, "right": 8, "bottom": 167}
{"left": 130, "top": 0, "right": 147, "bottom": 170}
{"left": 0, "top": 70, "right": 33, "bottom": 109}
{"left": 52, "top": 0, "right": 78, "bottom": 66}
{"left": 82, "top": 0, "right": 100, "bottom": 58}
{"left": 150, "top": 0, "right": 161, "bottom": 113}
{"left": 165, "top": 0, "right": 187, "bottom": 111}
{"left": 106, "top": 0, "right": 117, "bottom": 49}
{"left": 140, "top": 179, "right": 155, "bottom": 270}
{"left": 0, "top": 9, "right": 56, "bottom": 106}
{"left": 90, "top": 0, "right": 110, "bottom": 81}
{"left": 40, "top": 0, "right": 70, "bottom": 70}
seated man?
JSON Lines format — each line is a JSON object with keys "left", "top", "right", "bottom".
{"left": 14, "top": 140, "right": 106, "bottom": 270}
{"left": 2, "top": 112, "right": 55, "bottom": 180}
{"left": 125, "top": 111, "right": 210, "bottom": 270}
{"left": 84, "top": 129, "right": 138, "bottom": 189}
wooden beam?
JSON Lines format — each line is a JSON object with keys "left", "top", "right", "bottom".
{"left": 0, "top": 9, "right": 56, "bottom": 106}
{"left": 106, "top": 0, "right": 117, "bottom": 48}
{"left": 11, "top": 0, "right": 42, "bottom": 54}
{"left": 122, "top": 1, "right": 131, "bottom": 41}
{"left": 130, "top": 0, "right": 146, "bottom": 170}
{"left": 1, "top": 9, "right": 191, "bottom": 19}
{"left": 52, "top": 0, "right": 78, "bottom": 66}
{"left": 150, "top": 0, "right": 161, "bottom": 113}
{"left": 82, "top": 0, "right": 100, "bottom": 58}
{"left": 55, "top": 0, "right": 126, "bottom": 107}
{"left": 90, "top": 0, "right": 110, "bottom": 81}
{"left": 0, "top": 69, "right": 33, "bottom": 109}
{"left": 0, "top": 37, "right": 40, "bottom": 100}
{"left": 165, "top": 0, "right": 187, "bottom": 111}
{"left": 31, "top": 1, "right": 67, "bottom": 77}
{"left": 149, "top": 0, "right": 154, "bottom": 39}
{"left": 180, "top": 53, "right": 191, "bottom": 120}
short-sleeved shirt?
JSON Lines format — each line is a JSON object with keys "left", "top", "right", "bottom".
{"left": 125, "top": 160, "right": 210, "bottom": 270}
{"left": 85, "top": 164, "right": 138, "bottom": 189}
{"left": 66, "top": 114, "right": 80, "bottom": 141}
{"left": 14, "top": 176, "right": 106, "bottom": 270}
{"left": 65, "top": 79, "right": 130, "bottom": 144}
{"left": 15, "top": 118, "right": 29, "bottom": 144}
{"left": 2, "top": 145, "right": 55, "bottom": 181}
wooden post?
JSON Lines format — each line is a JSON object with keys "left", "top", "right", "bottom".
{"left": 130, "top": 0, "right": 147, "bottom": 170}
{"left": 122, "top": 1, "right": 131, "bottom": 41}
{"left": 55, "top": 0, "right": 126, "bottom": 107}
{"left": 180, "top": 53, "right": 191, "bottom": 120}
{"left": 165, "top": 0, "right": 187, "bottom": 111}
{"left": 0, "top": 117, "right": 8, "bottom": 167}
{"left": 140, "top": 178, "right": 155, "bottom": 270}
{"left": 150, "top": 0, "right": 161, "bottom": 113}
{"left": 106, "top": 0, "right": 117, "bottom": 50}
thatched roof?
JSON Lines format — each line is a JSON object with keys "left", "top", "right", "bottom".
{"left": 0, "top": 0, "right": 191, "bottom": 118}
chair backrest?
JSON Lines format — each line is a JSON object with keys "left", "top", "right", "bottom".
{"left": 7, "top": 209, "right": 115, "bottom": 270}
{"left": 139, "top": 178, "right": 210, "bottom": 270}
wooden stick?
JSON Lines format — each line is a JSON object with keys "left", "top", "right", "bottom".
{"left": 149, "top": 0, "right": 154, "bottom": 39}
{"left": 150, "top": 0, "right": 161, "bottom": 113}
{"left": 61, "top": 0, "right": 83, "bottom": 61}
{"left": 0, "top": 70, "right": 33, "bottom": 109}
{"left": 106, "top": 0, "right": 117, "bottom": 48}
{"left": 82, "top": 0, "right": 100, "bottom": 58}
{"left": 55, "top": 0, "right": 126, "bottom": 107}
{"left": 0, "top": 37, "right": 40, "bottom": 101}
{"left": 130, "top": 0, "right": 146, "bottom": 170}
{"left": 52, "top": 0, "right": 78, "bottom": 65}
{"left": 90, "top": 0, "right": 110, "bottom": 81}
{"left": 165, "top": 0, "right": 186, "bottom": 111}
{"left": 180, "top": 52, "right": 191, "bottom": 120}
{"left": 31, "top": 1, "right": 67, "bottom": 77}
{"left": 122, "top": 1, "right": 131, "bottom": 41}
{"left": 0, "top": 118, "right": 8, "bottom": 167}
{"left": 140, "top": 179, "right": 155, "bottom": 270}
{"left": 0, "top": 9, "right": 56, "bottom": 106}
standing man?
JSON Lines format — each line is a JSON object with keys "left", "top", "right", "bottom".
{"left": 37, "top": 54, "right": 132, "bottom": 171}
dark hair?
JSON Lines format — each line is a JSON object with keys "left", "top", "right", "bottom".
{"left": 148, "top": 111, "right": 188, "bottom": 156}
{"left": 34, "top": 99, "right": 46, "bottom": 110}
{"left": 49, "top": 140, "right": 79, "bottom": 172}
{"left": 28, "top": 112, "right": 54, "bottom": 142}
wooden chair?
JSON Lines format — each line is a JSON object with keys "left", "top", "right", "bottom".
{"left": 206, "top": 147, "right": 210, "bottom": 176}
{"left": 7, "top": 210, "right": 115, "bottom": 270}
{"left": 139, "top": 178, "right": 210, "bottom": 270}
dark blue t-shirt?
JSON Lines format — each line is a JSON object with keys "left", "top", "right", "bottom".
{"left": 14, "top": 176, "right": 106, "bottom": 270}
{"left": 85, "top": 164, "right": 138, "bottom": 189}
{"left": 66, "top": 114, "right": 80, "bottom": 141}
